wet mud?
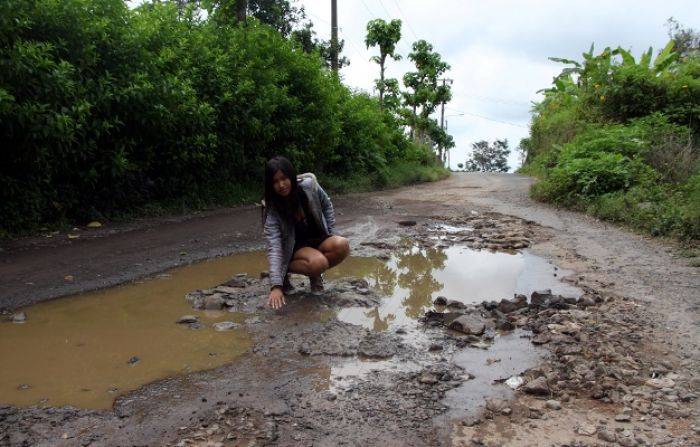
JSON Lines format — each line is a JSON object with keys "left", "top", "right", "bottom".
{"left": 1, "top": 208, "right": 698, "bottom": 446}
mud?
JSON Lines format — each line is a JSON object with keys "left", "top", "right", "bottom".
{"left": 1, "top": 173, "right": 698, "bottom": 446}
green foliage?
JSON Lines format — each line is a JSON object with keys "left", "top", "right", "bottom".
{"left": 521, "top": 33, "right": 700, "bottom": 240}
{"left": 0, "top": 0, "right": 438, "bottom": 234}
{"left": 465, "top": 140, "right": 510, "bottom": 172}
{"left": 365, "top": 18, "right": 402, "bottom": 109}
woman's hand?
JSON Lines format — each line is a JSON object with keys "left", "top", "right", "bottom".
{"left": 268, "top": 287, "right": 286, "bottom": 309}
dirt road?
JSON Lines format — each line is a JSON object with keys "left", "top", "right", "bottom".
{"left": 1, "top": 172, "right": 698, "bottom": 446}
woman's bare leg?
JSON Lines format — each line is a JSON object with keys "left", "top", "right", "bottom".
{"left": 288, "top": 247, "right": 329, "bottom": 277}
{"left": 317, "top": 236, "right": 350, "bottom": 268}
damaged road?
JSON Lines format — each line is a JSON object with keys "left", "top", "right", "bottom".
{"left": 1, "top": 173, "right": 698, "bottom": 446}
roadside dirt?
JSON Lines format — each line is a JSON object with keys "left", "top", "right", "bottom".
{"left": 1, "top": 172, "right": 698, "bottom": 446}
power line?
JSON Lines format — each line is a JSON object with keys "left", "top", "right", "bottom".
{"left": 460, "top": 93, "right": 533, "bottom": 107}
{"left": 306, "top": 11, "right": 331, "bottom": 26}
{"left": 376, "top": 0, "right": 393, "bottom": 18}
{"left": 390, "top": 0, "right": 419, "bottom": 40}
{"left": 359, "top": 0, "right": 376, "bottom": 18}
{"left": 338, "top": 27, "right": 367, "bottom": 62}
{"left": 445, "top": 108, "right": 529, "bottom": 129}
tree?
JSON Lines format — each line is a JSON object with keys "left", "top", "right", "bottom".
{"left": 666, "top": 17, "right": 700, "bottom": 58}
{"left": 248, "top": 0, "right": 304, "bottom": 37}
{"left": 402, "top": 40, "right": 451, "bottom": 145}
{"left": 365, "top": 19, "right": 402, "bottom": 109}
{"left": 291, "top": 22, "right": 349, "bottom": 70}
{"left": 205, "top": 0, "right": 304, "bottom": 32}
{"left": 465, "top": 140, "right": 510, "bottom": 172}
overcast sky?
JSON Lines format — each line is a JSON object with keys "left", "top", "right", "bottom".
{"left": 298, "top": 0, "right": 700, "bottom": 170}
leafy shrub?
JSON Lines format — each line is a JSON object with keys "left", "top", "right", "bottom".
{"left": 521, "top": 40, "right": 699, "bottom": 240}
{"left": 0, "top": 0, "right": 437, "bottom": 234}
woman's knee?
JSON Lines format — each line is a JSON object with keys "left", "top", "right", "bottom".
{"left": 309, "top": 255, "right": 329, "bottom": 275}
{"left": 327, "top": 236, "right": 350, "bottom": 256}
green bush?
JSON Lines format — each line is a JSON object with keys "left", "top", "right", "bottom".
{"left": 531, "top": 152, "right": 655, "bottom": 205}
{"left": 521, "top": 41, "right": 699, "bottom": 240}
{"left": 0, "top": 0, "right": 439, "bottom": 234}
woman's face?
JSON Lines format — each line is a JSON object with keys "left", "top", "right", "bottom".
{"left": 272, "top": 170, "right": 292, "bottom": 197}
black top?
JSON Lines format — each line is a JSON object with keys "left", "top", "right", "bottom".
{"left": 294, "top": 190, "right": 323, "bottom": 244}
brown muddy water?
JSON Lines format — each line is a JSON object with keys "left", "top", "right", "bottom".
{"left": 1, "top": 243, "right": 579, "bottom": 412}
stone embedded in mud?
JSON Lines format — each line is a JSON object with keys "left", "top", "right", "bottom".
{"left": 223, "top": 275, "right": 248, "bottom": 288}
{"left": 349, "top": 278, "right": 369, "bottom": 289}
{"left": 598, "top": 429, "right": 617, "bottom": 442}
{"left": 505, "top": 376, "right": 524, "bottom": 389}
{"left": 646, "top": 377, "right": 675, "bottom": 389}
{"left": 357, "top": 332, "right": 398, "bottom": 359}
{"left": 577, "top": 295, "right": 596, "bottom": 307}
{"left": 545, "top": 399, "right": 562, "bottom": 410}
{"left": 522, "top": 376, "right": 549, "bottom": 395}
{"left": 575, "top": 422, "right": 597, "bottom": 436}
{"left": 448, "top": 315, "right": 486, "bottom": 336}
{"left": 204, "top": 294, "right": 225, "bottom": 310}
{"left": 214, "top": 286, "right": 244, "bottom": 295}
{"left": 418, "top": 372, "right": 438, "bottom": 385}
{"left": 446, "top": 300, "right": 468, "bottom": 310}
{"left": 530, "top": 289, "right": 553, "bottom": 307}
{"left": 176, "top": 315, "right": 198, "bottom": 324}
{"left": 433, "top": 296, "right": 447, "bottom": 306}
{"left": 213, "top": 321, "right": 239, "bottom": 331}
{"left": 485, "top": 398, "right": 508, "bottom": 413}
{"left": 397, "top": 220, "right": 417, "bottom": 227}
{"left": 497, "top": 295, "right": 527, "bottom": 314}
{"left": 11, "top": 312, "right": 26, "bottom": 323}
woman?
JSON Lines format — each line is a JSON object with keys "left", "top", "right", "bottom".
{"left": 263, "top": 156, "right": 350, "bottom": 309}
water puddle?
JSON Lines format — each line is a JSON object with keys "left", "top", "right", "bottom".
{"left": 317, "top": 243, "right": 580, "bottom": 402}
{"left": 1, "top": 239, "right": 580, "bottom": 414}
{"left": 0, "top": 253, "right": 274, "bottom": 409}
{"left": 332, "top": 244, "right": 580, "bottom": 331}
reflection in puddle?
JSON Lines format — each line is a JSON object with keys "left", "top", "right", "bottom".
{"left": 331, "top": 245, "right": 581, "bottom": 331}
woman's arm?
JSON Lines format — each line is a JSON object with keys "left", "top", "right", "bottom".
{"left": 263, "top": 210, "right": 285, "bottom": 289}
{"left": 317, "top": 185, "right": 339, "bottom": 236}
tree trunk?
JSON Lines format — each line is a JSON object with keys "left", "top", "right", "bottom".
{"left": 235, "top": 0, "right": 247, "bottom": 24}
{"left": 379, "top": 55, "right": 386, "bottom": 109}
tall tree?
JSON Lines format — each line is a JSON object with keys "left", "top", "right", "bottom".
{"left": 402, "top": 40, "right": 451, "bottom": 146}
{"left": 205, "top": 0, "right": 304, "bottom": 31}
{"left": 666, "top": 17, "right": 700, "bottom": 58}
{"left": 365, "top": 19, "right": 402, "bottom": 108}
{"left": 465, "top": 140, "right": 510, "bottom": 172}
{"left": 248, "top": 0, "right": 305, "bottom": 37}
{"left": 291, "top": 22, "right": 349, "bottom": 69}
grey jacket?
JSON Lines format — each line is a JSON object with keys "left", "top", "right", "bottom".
{"left": 263, "top": 173, "right": 338, "bottom": 288}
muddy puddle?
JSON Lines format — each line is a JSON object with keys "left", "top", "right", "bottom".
{"left": 1, "top": 238, "right": 580, "bottom": 416}
{"left": 0, "top": 253, "right": 274, "bottom": 409}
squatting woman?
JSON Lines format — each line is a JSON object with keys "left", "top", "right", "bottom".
{"left": 263, "top": 156, "right": 350, "bottom": 309}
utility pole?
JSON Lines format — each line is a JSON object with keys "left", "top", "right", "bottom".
{"left": 330, "top": 0, "right": 339, "bottom": 74}
{"left": 438, "top": 78, "right": 453, "bottom": 164}
{"left": 446, "top": 120, "right": 450, "bottom": 169}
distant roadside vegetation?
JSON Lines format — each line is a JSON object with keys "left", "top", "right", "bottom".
{"left": 0, "top": 0, "right": 447, "bottom": 236}
{"left": 519, "top": 19, "right": 699, "bottom": 241}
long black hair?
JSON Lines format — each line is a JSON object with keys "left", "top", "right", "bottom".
{"left": 264, "top": 156, "right": 302, "bottom": 223}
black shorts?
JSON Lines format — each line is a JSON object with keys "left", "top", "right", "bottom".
{"left": 293, "top": 234, "right": 330, "bottom": 253}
